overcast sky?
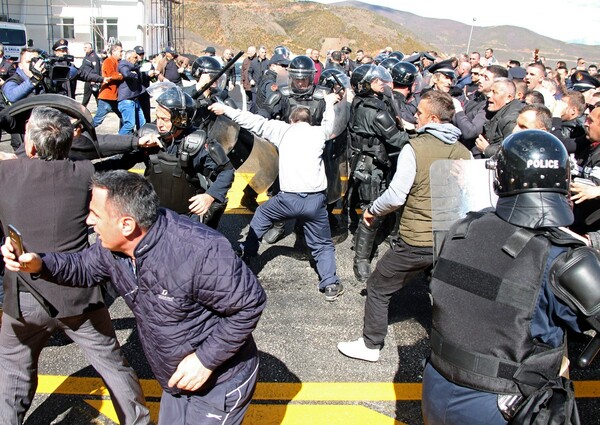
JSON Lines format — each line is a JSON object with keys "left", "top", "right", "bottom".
{"left": 315, "top": 0, "right": 600, "bottom": 45}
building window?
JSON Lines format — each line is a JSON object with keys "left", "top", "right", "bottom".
{"left": 62, "top": 18, "right": 75, "bottom": 39}
{"left": 91, "top": 18, "right": 118, "bottom": 52}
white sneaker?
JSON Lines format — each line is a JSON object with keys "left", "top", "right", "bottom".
{"left": 337, "top": 337, "right": 380, "bottom": 362}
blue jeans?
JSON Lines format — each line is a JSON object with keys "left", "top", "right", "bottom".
{"left": 117, "top": 99, "right": 146, "bottom": 135}
{"left": 242, "top": 191, "right": 339, "bottom": 289}
{"left": 93, "top": 99, "right": 121, "bottom": 128}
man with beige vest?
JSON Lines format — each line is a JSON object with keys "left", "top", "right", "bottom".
{"left": 338, "top": 91, "right": 472, "bottom": 362}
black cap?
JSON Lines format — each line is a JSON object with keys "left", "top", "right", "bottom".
{"left": 133, "top": 46, "right": 145, "bottom": 55}
{"left": 571, "top": 70, "right": 600, "bottom": 92}
{"left": 269, "top": 54, "right": 290, "bottom": 67}
{"left": 508, "top": 66, "right": 526, "bottom": 80}
{"left": 427, "top": 58, "right": 456, "bottom": 79}
{"left": 203, "top": 46, "right": 216, "bottom": 55}
{"left": 163, "top": 46, "right": 178, "bottom": 56}
{"left": 341, "top": 46, "right": 352, "bottom": 54}
{"left": 52, "top": 38, "right": 68, "bottom": 51}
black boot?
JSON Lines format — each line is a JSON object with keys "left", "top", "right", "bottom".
{"left": 263, "top": 220, "right": 285, "bottom": 244}
{"left": 352, "top": 218, "right": 380, "bottom": 282}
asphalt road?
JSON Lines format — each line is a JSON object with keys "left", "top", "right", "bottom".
{"left": 1, "top": 85, "right": 599, "bottom": 425}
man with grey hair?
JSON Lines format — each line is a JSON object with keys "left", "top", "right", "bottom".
{"left": 118, "top": 49, "right": 146, "bottom": 134}
{"left": 3, "top": 169, "right": 266, "bottom": 425}
{"left": 0, "top": 106, "right": 150, "bottom": 425}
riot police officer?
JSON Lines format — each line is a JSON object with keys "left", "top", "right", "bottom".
{"left": 185, "top": 55, "right": 237, "bottom": 128}
{"left": 389, "top": 61, "right": 420, "bottom": 125}
{"left": 347, "top": 64, "right": 409, "bottom": 282}
{"left": 422, "top": 130, "right": 600, "bottom": 424}
{"left": 98, "top": 85, "right": 234, "bottom": 229}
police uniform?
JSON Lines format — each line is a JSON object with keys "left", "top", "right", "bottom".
{"left": 422, "top": 130, "right": 600, "bottom": 424}
{"left": 348, "top": 87, "right": 409, "bottom": 281}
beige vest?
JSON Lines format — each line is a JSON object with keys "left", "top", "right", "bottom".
{"left": 400, "top": 133, "right": 471, "bottom": 247}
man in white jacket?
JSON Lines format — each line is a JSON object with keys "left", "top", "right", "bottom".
{"left": 209, "top": 93, "right": 344, "bottom": 301}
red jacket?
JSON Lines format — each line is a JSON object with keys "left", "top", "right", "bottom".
{"left": 98, "top": 56, "right": 123, "bottom": 101}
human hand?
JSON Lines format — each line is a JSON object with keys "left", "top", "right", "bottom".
{"left": 362, "top": 208, "right": 376, "bottom": 228}
{"left": 325, "top": 92, "right": 341, "bottom": 105}
{"left": 475, "top": 134, "right": 489, "bottom": 152}
{"left": 558, "top": 226, "right": 591, "bottom": 246}
{"left": 167, "top": 352, "right": 213, "bottom": 391}
{"left": 402, "top": 120, "right": 416, "bottom": 131}
{"left": 250, "top": 79, "right": 255, "bottom": 87}
{"left": 571, "top": 181, "right": 600, "bottom": 204}
{"left": 102, "top": 77, "right": 111, "bottom": 84}
{"left": 189, "top": 193, "right": 215, "bottom": 216}
{"left": 208, "top": 103, "right": 226, "bottom": 116}
{"left": 1, "top": 239, "right": 43, "bottom": 273}
{"left": 138, "top": 134, "right": 163, "bottom": 149}
{"left": 452, "top": 97, "right": 463, "bottom": 113}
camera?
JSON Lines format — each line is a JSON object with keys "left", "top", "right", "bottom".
{"left": 30, "top": 54, "right": 73, "bottom": 82}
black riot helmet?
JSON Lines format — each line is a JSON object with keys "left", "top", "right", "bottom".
{"left": 379, "top": 57, "right": 400, "bottom": 74}
{"left": 486, "top": 130, "right": 570, "bottom": 197}
{"left": 319, "top": 68, "right": 350, "bottom": 91}
{"left": 156, "top": 86, "right": 196, "bottom": 130}
{"left": 388, "top": 51, "right": 405, "bottom": 61}
{"left": 273, "top": 45, "right": 292, "bottom": 60}
{"left": 191, "top": 55, "right": 222, "bottom": 80}
{"left": 391, "top": 61, "right": 419, "bottom": 87}
{"left": 288, "top": 55, "right": 316, "bottom": 94}
{"left": 350, "top": 64, "right": 391, "bottom": 96}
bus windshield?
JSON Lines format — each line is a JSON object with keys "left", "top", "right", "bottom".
{"left": 0, "top": 28, "right": 26, "bottom": 46}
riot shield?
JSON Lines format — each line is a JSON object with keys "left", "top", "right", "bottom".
{"left": 430, "top": 159, "right": 498, "bottom": 260}
{"left": 207, "top": 115, "right": 279, "bottom": 194}
{"left": 325, "top": 93, "right": 350, "bottom": 203}
{"left": 6, "top": 94, "right": 97, "bottom": 141}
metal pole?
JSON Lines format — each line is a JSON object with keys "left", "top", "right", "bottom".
{"left": 466, "top": 18, "right": 476, "bottom": 55}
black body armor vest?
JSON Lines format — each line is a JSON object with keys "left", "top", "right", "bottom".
{"left": 146, "top": 130, "right": 206, "bottom": 214}
{"left": 429, "top": 211, "right": 565, "bottom": 395}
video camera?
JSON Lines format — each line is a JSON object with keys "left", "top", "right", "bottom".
{"left": 30, "top": 53, "right": 74, "bottom": 82}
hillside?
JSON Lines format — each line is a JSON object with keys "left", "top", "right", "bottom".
{"left": 179, "top": 0, "right": 600, "bottom": 67}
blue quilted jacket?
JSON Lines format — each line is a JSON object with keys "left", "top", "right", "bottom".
{"left": 40, "top": 208, "right": 266, "bottom": 393}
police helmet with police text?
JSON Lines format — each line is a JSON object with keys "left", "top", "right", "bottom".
{"left": 487, "top": 130, "right": 569, "bottom": 197}
{"left": 156, "top": 86, "right": 196, "bottom": 129}
{"left": 288, "top": 55, "right": 316, "bottom": 94}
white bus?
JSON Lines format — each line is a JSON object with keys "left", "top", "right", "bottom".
{"left": 0, "top": 22, "right": 27, "bottom": 60}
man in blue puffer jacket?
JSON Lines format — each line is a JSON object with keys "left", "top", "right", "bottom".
{"left": 2, "top": 170, "right": 266, "bottom": 425}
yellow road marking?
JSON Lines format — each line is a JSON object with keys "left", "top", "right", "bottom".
{"left": 38, "top": 376, "right": 600, "bottom": 424}
{"left": 37, "top": 376, "right": 600, "bottom": 399}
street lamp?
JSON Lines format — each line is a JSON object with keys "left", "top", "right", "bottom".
{"left": 467, "top": 18, "right": 476, "bottom": 55}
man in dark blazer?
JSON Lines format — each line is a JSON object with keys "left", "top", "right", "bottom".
{"left": 0, "top": 106, "right": 150, "bottom": 425}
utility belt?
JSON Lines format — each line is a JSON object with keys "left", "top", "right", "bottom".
{"left": 350, "top": 134, "right": 391, "bottom": 167}
{"left": 349, "top": 153, "right": 389, "bottom": 202}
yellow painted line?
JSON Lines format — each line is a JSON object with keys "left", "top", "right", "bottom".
{"left": 84, "top": 401, "right": 404, "bottom": 425}
{"left": 244, "top": 404, "right": 404, "bottom": 424}
{"left": 37, "top": 376, "right": 600, "bottom": 400}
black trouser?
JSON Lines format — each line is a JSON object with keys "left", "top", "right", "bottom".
{"left": 81, "top": 82, "right": 99, "bottom": 108}
{"left": 363, "top": 237, "right": 433, "bottom": 349}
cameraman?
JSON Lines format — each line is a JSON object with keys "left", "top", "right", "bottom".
{"left": 1, "top": 48, "right": 46, "bottom": 150}
{"left": 51, "top": 38, "right": 106, "bottom": 99}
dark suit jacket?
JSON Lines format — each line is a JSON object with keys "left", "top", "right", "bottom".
{"left": 0, "top": 157, "right": 104, "bottom": 319}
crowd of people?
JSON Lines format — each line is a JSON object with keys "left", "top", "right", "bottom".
{"left": 1, "top": 37, "right": 600, "bottom": 424}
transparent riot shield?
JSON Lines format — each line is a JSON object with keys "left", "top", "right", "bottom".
{"left": 325, "top": 93, "right": 350, "bottom": 203}
{"left": 430, "top": 159, "right": 498, "bottom": 260}
{"left": 208, "top": 115, "right": 279, "bottom": 194}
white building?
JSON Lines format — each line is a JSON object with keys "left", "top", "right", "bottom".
{"left": 0, "top": 0, "right": 184, "bottom": 58}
